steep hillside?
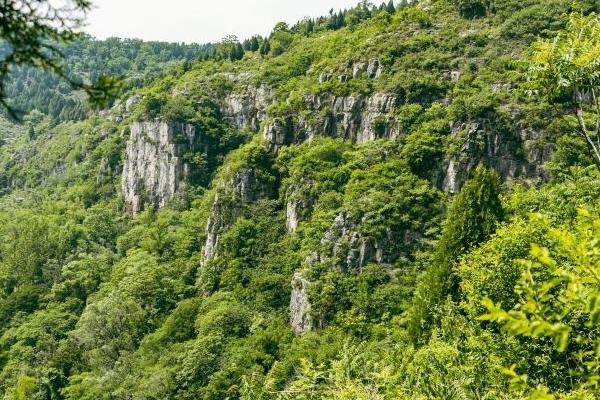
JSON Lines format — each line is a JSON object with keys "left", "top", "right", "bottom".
{"left": 1, "top": 1, "right": 600, "bottom": 399}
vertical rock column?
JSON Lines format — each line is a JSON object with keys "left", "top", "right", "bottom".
{"left": 122, "top": 121, "right": 196, "bottom": 213}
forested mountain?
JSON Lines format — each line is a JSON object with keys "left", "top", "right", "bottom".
{"left": 2, "top": 36, "right": 213, "bottom": 121}
{"left": 1, "top": 1, "right": 600, "bottom": 399}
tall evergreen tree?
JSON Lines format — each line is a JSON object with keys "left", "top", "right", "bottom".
{"left": 259, "top": 40, "right": 271, "bottom": 56}
{"left": 336, "top": 12, "right": 345, "bottom": 29}
{"left": 408, "top": 166, "right": 504, "bottom": 344}
{"left": 386, "top": 0, "right": 396, "bottom": 13}
{"left": 242, "top": 39, "right": 252, "bottom": 51}
{"left": 249, "top": 36, "right": 260, "bottom": 51}
{"left": 230, "top": 43, "right": 244, "bottom": 61}
{"left": 306, "top": 18, "right": 315, "bottom": 35}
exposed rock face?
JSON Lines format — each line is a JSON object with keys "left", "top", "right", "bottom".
{"left": 290, "top": 272, "right": 312, "bottom": 335}
{"left": 366, "top": 58, "right": 384, "bottom": 78}
{"left": 264, "top": 118, "right": 295, "bottom": 152}
{"left": 286, "top": 196, "right": 315, "bottom": 233}
{"left": 264, "top": 92, "right": 399, "bottom": 151}
{"left": 352, "top": 58, "right": 384, "bottom": 79}
{"left": 306, "top": 213, "right": 400, "bottom": 272}
{"left": 122, "top": 121, "right": 197, "bottom": 213}
{"left": 202, "top": 193, "right": 225, "bottom": 265}
{"left": 441, "top": 121, "right": 549, "bottom": 193}
{"left": 285, "top": 180, "right": 316, "bottom": 233}
{"left": 201, "top": 167, "right": 272, "bottom": 265}
{"left": 286, "top": 201, "right": 302, "bottom": 233}
{"left": 222, "top": 85, "right": 274, "bottom": 132}
{"left": 125, "top": 95, "right": 141, "bottom": 113}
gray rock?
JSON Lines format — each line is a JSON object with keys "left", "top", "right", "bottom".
{"left": 266, "top": 92, "right": 399, "bottom": 147}
{"left": 441, "top": 120, "right": 547, "bottom": 193}
{"left": 223, "top": 85, "right": 273, "bottom": 131}
{"left": 202, "top": 194, "right": 224, "bottom": 265}
{"left": 125, "top": 96, "right": 141, "bottom": 113}
{"left": 201, "top": 167, "right": 272, "bottom": 265}
{"left": 318, "top": 213, "right": 392, "bottom": 271}
{"left": 286, "top": 201, "right": 301, "bottom": 233}
{"left": 264, "top": 118, "right": 294, "bottom": 152}
{"left": 122, "top": 121, "right": 197, "bottom": 213}
{"left": 290, "top": 272, "right": 312, "bottom": 335}
{"left": 352, "top": 62, "right": 367, "bottom": 78}
{"left": 285, "top": 183, "right": 315, "bottom": 233}
{"left": 367, "top": 59, "right": 383, "bottom": 78}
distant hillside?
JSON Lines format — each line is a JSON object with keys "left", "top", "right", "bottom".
{"left": 3, "top": 36, "right": 213, "bottom": 121}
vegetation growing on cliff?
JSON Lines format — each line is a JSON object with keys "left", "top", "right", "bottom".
{"left": 1, "top": 1, "right": 600, "bottom": 399}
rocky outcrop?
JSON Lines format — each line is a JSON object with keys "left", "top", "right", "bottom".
{"left": 441, "top": 120, "right": 549, "bottom": 193}
{"left": 125, "top": 95, "right": 141, "bottom": 113}
{"left": 122, "top": 121, "right": 199, "bottom": 213}
{"left": 264, "top": 92, "right": 399, "bottom": 151}
{"left": 222, "top": 85, "right": 274, "bottom": 132}
{"left": 305, "top": 213, "right": 405, "bottom": 272}
{"left": 290, "top": 272, "right": 312, "bottom": 335}
{"left": 352, "top": 58, "right": 384, "bottom": 79}
{"left": 286, "top": 201, "right": 302, "bottom": 233}
{"left": 286, "top": 195, "right": 316, "bottom": 233}
{"left": 285, "top": 180, "right": 316, "bottom": 233}
{"left": 201, "top": 167, "right": 273, "bottom": 265}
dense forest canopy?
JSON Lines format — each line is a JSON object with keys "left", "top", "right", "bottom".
{"left": 2, "top": 36, "right": 214, "bottom": 121}
{"left": 0, "top": 1, "right": 600, "bottom": 399}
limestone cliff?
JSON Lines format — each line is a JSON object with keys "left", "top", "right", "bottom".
{"left": 290, "top": 272, "right": 312, "bottom": 335}
{"left": 222, "top": 85, "right": 274, "bottom": 132}
{"left": 441, "top": 119, "right": 549, "bottom": 193}
{"left": 264, "top": 92, "right": 399, "bottom": 152}
{"left": 122, "top": 121, "right": 199, "bottom": 213}
{"left": 201, "top": 166, "right": 274, "bottom": 265}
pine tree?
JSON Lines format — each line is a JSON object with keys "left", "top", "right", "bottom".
{"left": 242, "top": 39, "right": 252, "bottom": 51}
{"left": 232, "top": 43, "right": 244, "bottom": 61}
{"left": 306, "top": 19, "right": 315, "bottom": 35}
{"left": 328, "top": 13, "right": 337, "bottom": 29}
{"left": 408, "top": 166, "right": 504, "bottom": 344}
{"left": 336, "top": 12, "right": 345, "bottom": 29}
{"left": 259, "top": 40, "right": 271, "bottom": 56}
{"left": 249, "top": 36, "right": 260, "bottom": 52}
{"left": 386, "top": 0, "right": 396, "bottom": 14}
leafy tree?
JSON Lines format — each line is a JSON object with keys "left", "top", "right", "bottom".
{"left": 482, "top": 211, "right": 600, "bottom": 396}
{"left": 527, "top": 12, "right": 600, "bottom": 169}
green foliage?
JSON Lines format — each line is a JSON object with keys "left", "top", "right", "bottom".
{"left": 452, "top": 0, "right": 489, "bottom": 18}
{"left": 526, "top": 12, "right": 600, "bottom": 168}
{"left": 5, "top": 36, "right": 212, "bottom": 121}
{"left": 2, "top": 2, "right": 600, "bottom": 400}
{"left": 409, "top": 166, "right": 504, "bottom": 343}
{"left": 482, "top": 211, "right": 600, "bottom": 396}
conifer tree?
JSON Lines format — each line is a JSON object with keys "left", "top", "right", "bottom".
{"left": 259, "top": 40, "right": 271, "bottom": 56}
{"left": 306, "top": 19, "right": 315, "bottom": 35}
{"left": 242, "top": 39, "right": 252, "bottom": 51}
{"left": 249, "top": 36, "right": 260, "bottom": 51}
{"left": 231, "top": 43, "right": 244, "bottom": 61}
{"left": 408, "top": 166, "right": 504, "bottom": 344}
{"left": 386, "top": 0, "right": 396, "bottom": 13}
{"left": 336, "top": 12, "right": 345, "bottom": 28}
